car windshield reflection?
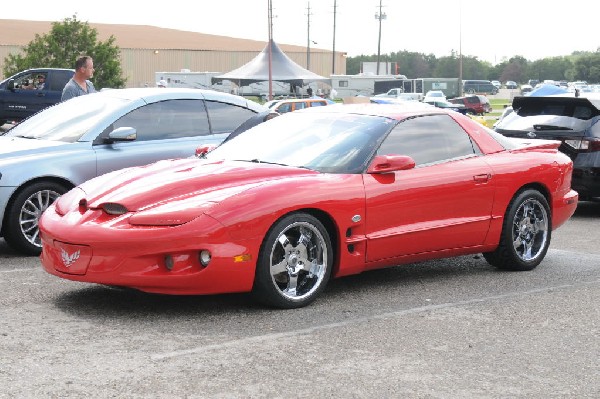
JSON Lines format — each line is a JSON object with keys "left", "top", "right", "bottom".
{"left": 207, "top": 112, "right": 395, "bottom": 173}
{"left": 5, "top": 94, "right": 127, "bottom": 142}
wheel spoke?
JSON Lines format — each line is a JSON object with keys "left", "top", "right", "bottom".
{"left": 283, "top": 275, "right": 298, "bottom": 296}
{"left": 278, "top": 233, "right": 290, "bottom": 248}
{"left": 271, "top": 259, "right": 288, "bottom": 276}
{"left": 522, "top": 240, "right": 534, "bottom": 260}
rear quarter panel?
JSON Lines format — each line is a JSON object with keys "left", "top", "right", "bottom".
{"left": 480, "top": 148, "right": 576, "bottom": 245}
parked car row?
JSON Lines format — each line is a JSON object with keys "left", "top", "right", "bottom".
{"left": 0, "top": 80, "right": 585, "bottom": 309}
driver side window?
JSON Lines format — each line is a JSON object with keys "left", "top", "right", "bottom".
{"left": 15, "top": 73, "right": 38, "bottom": 90}
{"left": 377, "top": 114, "right": 477, "bottom": 166}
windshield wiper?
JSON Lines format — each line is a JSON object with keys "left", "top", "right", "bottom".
{"left": 533, "top": 124, "right": 573, "bottom": 131}
{"left": 248, "top": 159, "right": 291, "bottom": 167}
{"left": 234, "top": 159, "right": 313, "bottom": 169}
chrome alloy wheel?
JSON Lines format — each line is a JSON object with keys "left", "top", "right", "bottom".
{"left": 511, "top": 198, "right": 549, "bottom": 262}
{"left": 19, "top": 189, "right": 61, "bottom": 247}
{"left": 268, "top": 221, "right": 328, "bottom": 302}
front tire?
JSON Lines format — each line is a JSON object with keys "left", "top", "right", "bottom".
{"left": 4, "top": 182, "right": 68, "bottom": 256}
{"left": 483, "top": 189, "right": 551, "bottom": 271}
{"left": 253, "top": 213, "right": 333, "bottom": 309}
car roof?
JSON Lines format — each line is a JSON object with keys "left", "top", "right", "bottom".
{"left": 296, "top": 103, "right": 444, "bottom": 119}
{"left": 91, "top": 88, "right": 267, "bottom": 112}
{"left": 272, "top": 98, "right": 328, "bottom": 103}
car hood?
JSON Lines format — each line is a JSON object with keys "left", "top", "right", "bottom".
{"left": 0, "top": 136, "right": 66, "bottom": 156}
{"left": 80, "top": 158, "right": 319, "bottom": 212}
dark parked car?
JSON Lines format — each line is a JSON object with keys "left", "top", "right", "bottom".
{"left": 495, "top": 94, "right": 600, "bottom": 200}
{"left": 463, "top": 80, "right": 499, "bottom": 95}
{"left": 0, "top": 68, "right": 74, "bottom": 125}
{"left": 0, "top": 88, "right": 266, "bottom": 255}
{"left": 449, "top": 95, "right": 492, "bottom": 115}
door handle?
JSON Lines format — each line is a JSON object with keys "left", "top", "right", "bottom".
{"left": 473, "top": 173, "right": 491, "bottom": 183}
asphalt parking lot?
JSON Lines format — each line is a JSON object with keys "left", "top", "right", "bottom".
{"left": 1, "top": 201, "right": 599, "bottom": 398}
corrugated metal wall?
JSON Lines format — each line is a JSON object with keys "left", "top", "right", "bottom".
{"left": 1, "top": 45, "right": 346, "bottom": 88}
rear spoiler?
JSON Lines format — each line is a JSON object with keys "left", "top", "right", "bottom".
{"left": 509, "top": 138, "right": 561, "bottom": 153}
{"left": 512, "top": 95, "right": 600, "bottom": 118}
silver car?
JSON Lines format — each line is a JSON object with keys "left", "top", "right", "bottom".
{"left": 0, "top": 88, "right": 266, "bottom": 255}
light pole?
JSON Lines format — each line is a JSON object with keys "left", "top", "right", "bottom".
{"left": 332, "top": 0, "right": 337, "bottom": 74}
{"left": 306, "top": 2, "right": 312, "bottom": 70}
{"left": 458, "top": 0, "right": 463, "bottom": 96}
{"left": 375, "top": 0, "right": 386, "bottom": 75}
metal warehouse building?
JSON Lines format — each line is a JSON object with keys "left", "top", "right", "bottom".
{"left": 0, "top": 19, "right": 346, "bottom": 88}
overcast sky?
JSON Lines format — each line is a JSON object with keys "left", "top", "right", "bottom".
{"left": 4, "top": 0, "right": 599, "bottom": 65}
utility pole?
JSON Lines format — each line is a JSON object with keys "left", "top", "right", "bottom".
{"left": 332, "top": 0, "right": 337, "bottom": 74}
{"left": 268, "top": 0, "right": 273, "bottom": 100}
{"left": 306, "top": 2, "right": 312, "bottom": 70}
{"left": 458, "top": 0, "right": 463, "bottom": 96}
{"left": 375, "top": 0, "right": 386, "bottom": 75}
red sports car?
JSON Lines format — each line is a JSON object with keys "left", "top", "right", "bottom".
{"left": 39, "top": 104, "right": 578, "bottom": 308}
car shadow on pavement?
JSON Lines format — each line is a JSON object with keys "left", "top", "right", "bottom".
{"left": 51, "top": 254, "right": 496, "bottom": 321}
{"left": 572, "top": 200, "right": 600, "bottom": 217}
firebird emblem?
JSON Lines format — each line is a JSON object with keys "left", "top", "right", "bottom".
{"left": 61, "top": 249, "right": 80, "bottom": 267}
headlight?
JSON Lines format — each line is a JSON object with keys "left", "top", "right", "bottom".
{"left": 101, "top": 202, "right": 129, "bottom": 215}
{"left": 54, "top": 187, "right": 86, "bottom": 216}
{"left": 129, "top": 201, "right": 217, "bottom": 226}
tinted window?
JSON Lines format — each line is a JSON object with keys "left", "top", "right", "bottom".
{"left": 206, "top": 101, "right": 257, "bottom": 134}
{"left": 49, "top": 70, "right": 74, "bottom": 91}
{"left": 277, "top": 103, "right": 292, "bottom": 113}
{"left": 112, "top": 99, "right": 210, "bottom": 141}
{"left": 377, "top": 114, "right": 476, "bottom": 166}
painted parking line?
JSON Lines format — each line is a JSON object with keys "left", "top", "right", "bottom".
{"left": 151, "top": 279, "right": 599, "bottom": 361}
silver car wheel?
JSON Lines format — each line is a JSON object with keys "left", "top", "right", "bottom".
{"left": 268, "top": 221, "right": 328, "bottom": 302}
{"left": 511, "top": 198, "right": 548, "bottom": 262}
{"left": 19, "top": 189, "right": 61, "bottom": 248}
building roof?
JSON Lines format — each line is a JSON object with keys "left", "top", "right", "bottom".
{"left": 0, "top": 19, "right": 327, "bottom": 53}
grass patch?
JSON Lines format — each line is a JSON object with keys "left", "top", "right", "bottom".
{"left": 489, "top": 98, "right": 512, "bottom": 116}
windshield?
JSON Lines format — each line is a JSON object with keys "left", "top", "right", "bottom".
{"left": 498, "top": 112, "right": 593, "bottom": 132}
{"left": 206, "top": 110, "right": 396, "bottom": 173}
{"left": 4, "top": 94, "right": 130, "bottom": 142}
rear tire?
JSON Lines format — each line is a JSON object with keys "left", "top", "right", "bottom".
{"left": 483, "top": 189, "right": 551, "bottom": 271}
{"left": 4, "top": 181, "right": 68, "bottom": 256}
{"left": 252, "top": 213, "right": 333, "bottom": 309}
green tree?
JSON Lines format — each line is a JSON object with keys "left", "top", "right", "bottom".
{"left": 572, "top": 52, "right": 600, "bottom": 83}
{"left": 2, "top": 15, "right": 125, "bottom": 89}
{"left": 499, "top": 56, "right": 528, "bottom": 83}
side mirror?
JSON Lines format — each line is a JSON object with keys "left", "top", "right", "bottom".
{"left": 107, "top": 127, "right": 137, "bottom": 142}
{"left": 195, "top": 144, "right": 218, "bottom": 158}
{"left": 367, "top": 155, "right": 415, "bottom": 174}
{"left": 7, "top": 79, "right": 16, "bottom": 91}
